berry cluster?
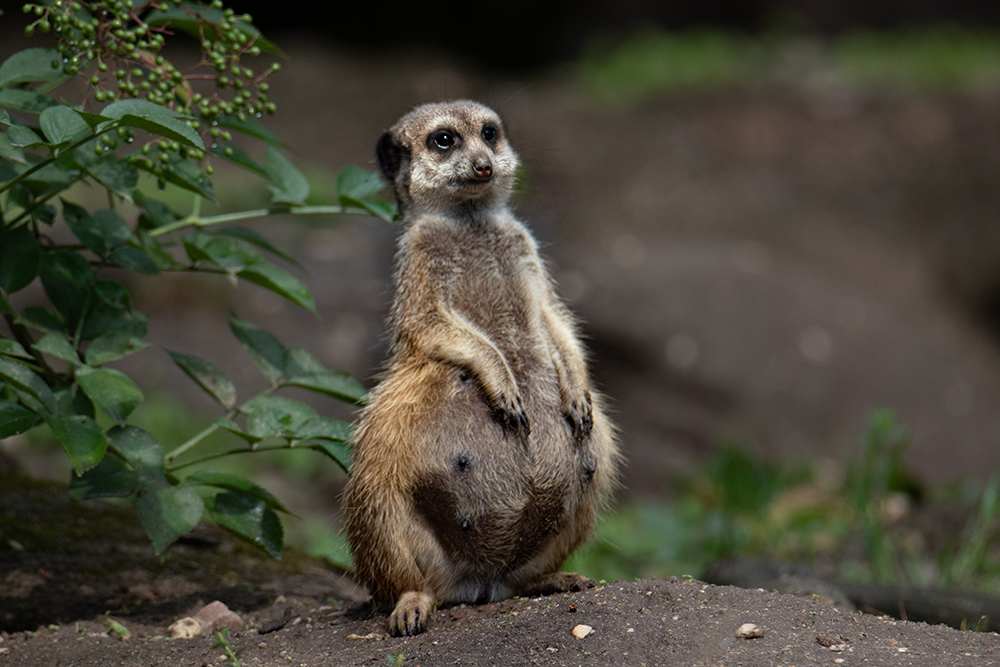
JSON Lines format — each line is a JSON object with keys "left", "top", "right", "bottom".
{"left": 22, "top": 0, "right": 279, "bottom": 185}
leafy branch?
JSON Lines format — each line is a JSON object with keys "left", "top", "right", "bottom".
{"left": 1, "top": 0, "right": 393, "bottom": 558}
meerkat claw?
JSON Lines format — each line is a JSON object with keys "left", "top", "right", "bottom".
{"left": 564, "top": 391, "right": 594, "bottom": 443}
{"left": 493, "top": 396, "right": 530, "bottom": 439}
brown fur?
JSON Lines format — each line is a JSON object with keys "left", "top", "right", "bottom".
{"left": 342, "top": 100, "right": 620, "bottom": 636}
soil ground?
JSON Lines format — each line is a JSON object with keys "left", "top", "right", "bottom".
{"left": 2, "top": 471, "right": 999, "bottom": 666}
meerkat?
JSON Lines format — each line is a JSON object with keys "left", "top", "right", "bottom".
{"left": 342, "top": 100, "right": 620, "bottom": 636}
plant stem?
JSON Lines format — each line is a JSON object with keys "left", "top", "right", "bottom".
{"left": 148, "top": 204, "right": 366, "bottom": 238}
{"left": 165, "top": 385, "right": 277, "bottom": 467}
{"left": 9, "top": 173, "right": 89, "bottom": 229}
{"left": 169, "top": 441, "right": 301, "bottom": 471}
{"left": 0, "top": 127, "right": 117, "bottom": 196}
{"left": 165, "top": 420, "right": 221, "bottom": 465}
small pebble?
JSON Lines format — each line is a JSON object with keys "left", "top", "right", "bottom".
{"left": 168, "top": 618, "right": 200, "bottom": 639}
{"left": 736, "top": 623, "right": 764, "bottom": 639}
{"left": 572, "top": 624, "right": 594, "bottom": 639}
{"left": 193, "top": 600, "right": 242, "bottom": 633}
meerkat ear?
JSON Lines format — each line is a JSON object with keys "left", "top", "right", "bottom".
{"left": 376, "top": 131, "right": 404, "bottom": 181}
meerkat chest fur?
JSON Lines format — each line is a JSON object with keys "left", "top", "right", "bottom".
{"left": 395, "top": 213, "right": 551, "bottom": 377}
{"left": 344, "top": 100, "right": 619, "bottom": 634}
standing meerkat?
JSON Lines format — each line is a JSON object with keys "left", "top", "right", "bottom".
{"left": 342, "top": 100, "right": 620, "bottom": 636}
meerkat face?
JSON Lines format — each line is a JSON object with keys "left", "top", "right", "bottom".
{"left": 377, "top": 100, "right": 520, "bottom": 217}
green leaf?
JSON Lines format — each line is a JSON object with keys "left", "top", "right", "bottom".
{"left": 216, "top": 114, "right": 284, "bottom": 145}
{"left": 85, "top": 153, "right": 138, "bottom": 196}
{"left": 295, "top": 415, "right": 353, "bottom": 442}
{"left": 134, "top": 192, "right": 178, "bottom": 229}
{"left": 0, "top": 400, "right": 40, "bottom": 438}
{"left": 238, "top": 262, "right": 315, "bottom": 312}
{"left": 240, "top": 395, "right": 316, "bottom": 439}
{"left": 32, "top": 333, "right": 80, "bottom": 364}
{"left": 90, "top": 209, "right": 134, "bottom": 251}
{"left": 282, "top": 371, "right": 368, "bottom": 406}
{"left": 141, "top": 155, "right": 214, "bottom": 200}
{"left": 307, "top": 440, "right": 352, "bottom": 475}
{"left": 263, "top": 146, "right": 308, "bottom": 205}
{"left": 15, "top": 306, "right": 64, "bottom": 335}
{"left": 85, "top": 332, "right": 149, "bottom": 365}
{"left": 0, "top": 88, "right": 58, "bottom": 114}
{"left": 216, "top": 417, "right": 264, "bottom": 445}
{"left": 100, "top": 99, "right": 203, "bottom": 149}
{"left": 7, "top": 124, "right": 45, "bottom": 148}
{"left": 63, "top": 203, "right": 133, "bottom": 255}
{"left": 47, "top": 414, "right": 109, "bottom": 475}
{"left": 0, "top": 225, "right": 41, "bottom": 293}
{"left": 0, "top": 132, "right": 26, "bottom": 163}
{"left": 136, "top": 480, "right": 204, "bottom": 555}
{"left": 283, "top": 346, "right": 325, "bottom": 374}
{"left": 0, "top": 49, "right": 64, "bottom": 88}
{"left": 75, "top": 366, "right": 144, "bottom": 424}
{"left": 167, "top": 351, "right": 237, "bottom": 410}
{"left": 133, "top": 230, "right": 183, "bottom": 269}
{"left": 210, "top": 141, "right": 265, "bottom": 175}
{"left": 17, "top": 159, "right": 74, "bottom": 190}
{"left": 0, "top": 338, "right": 33, "bottom": 360}
{"left": 108, "top": 425, "right": 165, "bottom": 479}
{"left": 108, "top": 246, "right": 160, "bottom": 275}
{"left": 184, "top": 470, "right": 291, "bottom": 514}
{"left": 94, "top": 279, "right": 132, "bottom": 310}
{"left": 40, "top": 249, "right": 94, "bottom": 331}
{"left": 184, "top": 233, "right": 259, "bottom": 272}
{"left": 0, "top": 357, "right": 57, "bottom": 416}
{"left": 107, "top": 619, "right": 131, "bottom": 639}
{"left": 229, "top": 317, "right": 287, "bottom": 383}
{"left": 69, "top": 454, "right": 140, "bottom": 499}
{"left": 39, "top": 105, "right": 92, "bottom": 145}
{"left": 337, "top": 166, "right": 386, "bottom": 202}
{"left": 216, "top": 226, "right": 302, "bottom": 269}
{"left": 54, "top": 384, "right": 95, "bottom": 419}
{"left": 72, "top": 109, "right": 112, "bottom": 130}
{"left": 357, "top": 198, "right": 397, "bottom": 222}
{"left": 81, "top": 296, "right": 148, "bottom": 341}
{"left": 207, "top": 491, "right": 283, "bottom": 558}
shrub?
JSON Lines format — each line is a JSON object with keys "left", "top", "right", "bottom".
{"left": 0, "top": 0, "right": 392, "bottom": 557}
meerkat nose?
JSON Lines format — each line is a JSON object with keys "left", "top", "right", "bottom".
{"left": 472, "top": 159, "right": 493, "bottom": 180}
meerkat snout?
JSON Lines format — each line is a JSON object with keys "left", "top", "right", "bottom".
{"left": 471, "top": 157, "right": 492, "bottom": 180}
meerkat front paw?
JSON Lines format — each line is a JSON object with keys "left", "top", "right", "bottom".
{"left": 491, "top": 392, "right": 530, "bottom": 439}
{"left": 389, "top": 591, "right": 435, "bottom": 636}
{"left": 563, "top": 390, "right": 593, "bottom": 443}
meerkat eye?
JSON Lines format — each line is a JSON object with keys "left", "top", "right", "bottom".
{"left": 482, "top": 124, "right": 498, "bottom": 144}
{"left": 428, "top": 130, "right": 456, "bottom": 152}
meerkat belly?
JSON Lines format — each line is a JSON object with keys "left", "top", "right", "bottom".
{"left": 408, "top": 361, "right": 579, "bottom": 599}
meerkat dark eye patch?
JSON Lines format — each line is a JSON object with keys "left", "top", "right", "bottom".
{"left": 428, "top": 130, "right": 457, "bottom": 152}
{"left": 481, "top": 124, "right": 498, "bottom": 145}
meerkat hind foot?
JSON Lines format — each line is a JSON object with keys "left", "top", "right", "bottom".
{"left": 526, "top": 571, "right": 595, "bottom": 597}
{"left": 389, "top": 591, "right": 435, "bottom": 636}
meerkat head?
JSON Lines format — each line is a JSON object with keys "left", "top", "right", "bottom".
{"left": 376, "top": 100, "right": 520, "bottom": 218}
